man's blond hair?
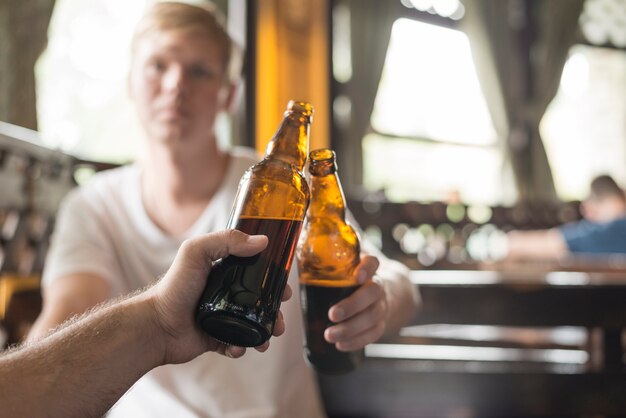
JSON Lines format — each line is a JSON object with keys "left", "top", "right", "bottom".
{"left": 131, "top": 1, "right": 243, "bottom": 83}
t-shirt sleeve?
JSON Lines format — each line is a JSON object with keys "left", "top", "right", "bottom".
{"left": 559, "top": 218, "right": 626, "bottom": 254}
{"left": 42, "top": 189, "right": 123, "bottom": 293}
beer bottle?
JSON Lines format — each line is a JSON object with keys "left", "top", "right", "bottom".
{"left": 296, "top": 148, "right": 365, "bottom": 374}
{"left": 195, "top": 100, "right": 313, "bottom": 347}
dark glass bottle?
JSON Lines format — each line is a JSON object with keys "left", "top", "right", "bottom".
{"left": 195, "top": 101, "right": 313, "bottom": 347}
{"left": 296, "top": 148, "right": 365, "bottom": 374}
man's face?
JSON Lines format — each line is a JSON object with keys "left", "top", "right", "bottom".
{"left": 129, "top": 30, "right": 232, "bottom": 146}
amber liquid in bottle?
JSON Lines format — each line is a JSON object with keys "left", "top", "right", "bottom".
{"left": 297, "top": 149, "right": 365, "bottom": 374}
{"left": 196, "top": 101, "right": 313, "bottom": 347}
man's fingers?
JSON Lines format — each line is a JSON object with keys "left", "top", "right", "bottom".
{"left": 254, "top": 341, "right": 270, "bottom": 353}
{"left": 175, "top": 230, "right": 268, "bottom": 272}
{"left": 225, "top": 345, "right": 247, "bottom": 358}
{"left": 273, "top": 310, "right": 285, "bottom": 336}
{"left": 325, "top": 299, "right": 386, "bottom": 343}
{"left": 328, "top": 280, "right": 384, "bottom": 323}
{"left": 281, "top": 284, "right": 293, "bottom": 302}
{"left": 204, "top": 230, "right": 268, "bottom": 260}
{"left": 335, "top": 322, "right": 386, "bottom": 352}
{"left": 355, "top": 255, "right": 379, "bottom": 284}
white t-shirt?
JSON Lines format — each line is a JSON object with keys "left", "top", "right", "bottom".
{"left": 43, "top": 147, "right": 326, "bottom": 418}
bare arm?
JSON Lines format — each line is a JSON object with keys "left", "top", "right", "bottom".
{"left": 1, "top": 292, "right": 162, "bottom": 418}
{"left": 505, "top": 229, "right": 569, "bottom": 261}
{"left": 0, "top": 230, "right": 281, "bottom": 418}
{"left": 27, "top": 273, "right": 111, "bottom": 341}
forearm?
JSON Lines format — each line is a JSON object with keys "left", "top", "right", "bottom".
{"left": 506, "top": 229, "right": 568, "bottom": 260}
{"left": 0, "top": 292, "right": 164, "bottom": 418}
{"left": 27, "top": 273, "right": 112, "bottom": 342}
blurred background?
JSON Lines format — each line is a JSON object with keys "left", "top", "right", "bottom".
{"left": 1, "top": 0, "right": 626, "bottom": 416}
{"left": 3, "top": 0, "right": 626, "bottom": 271}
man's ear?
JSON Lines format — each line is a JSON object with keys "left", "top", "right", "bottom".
{"left": 220, "top": 82, "right": 239, "bottom": 112}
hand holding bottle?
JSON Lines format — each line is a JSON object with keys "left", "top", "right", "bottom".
{"left": 196, "top": 101, "right": 313, "bottom": 347}
{"left": 324, "top": 254, "right": 389, "bottom": 352}
{"left": 152, "top": 229, "right": 293, "bottom": 364}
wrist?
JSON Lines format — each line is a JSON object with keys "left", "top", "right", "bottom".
{"left": 376, "top": 276, "right": 393, "bottom": 332}
{"left": 129, "top": 291, "right": 169, "bottom": 368}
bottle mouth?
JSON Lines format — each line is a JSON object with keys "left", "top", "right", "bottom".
{"left": 309, "top": 148, "right": 337, "bottom": 175}
{"left": 286, "top": 100, "right": 314, "bottom": 119}
{"left": 310, "top": 148, "right": 335, "bottom": 162}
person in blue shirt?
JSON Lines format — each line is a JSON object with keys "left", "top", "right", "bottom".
{"left": 506, "top": 175, "right": 626, "bottom": 260}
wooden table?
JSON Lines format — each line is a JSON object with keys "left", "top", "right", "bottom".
{"left": 318, "top": 269, "right": 626, "bottom": 417}
{"left": 410, "top": 269, "right": 626, "bottom": 371}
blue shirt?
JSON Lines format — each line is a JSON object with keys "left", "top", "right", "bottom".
{"left": 559, "top": 217, "right": 626, "bottom": 254}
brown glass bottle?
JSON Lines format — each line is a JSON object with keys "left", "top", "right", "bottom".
{"left": 195, "top": 101, "right": 313, "bottom": 347}
{"left": 296, "top": 148, "right": 365, "bottom": 374}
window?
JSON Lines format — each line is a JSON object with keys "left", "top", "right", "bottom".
{"left": 540, "top": 45, "right": 626, "bottom": 201}
{"left": 36, "top": 0, "right": 147, "bottom": 163}
{"left": 363, "top": 18, "right": 514, "bottom": 205}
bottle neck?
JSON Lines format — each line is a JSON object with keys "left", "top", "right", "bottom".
{"left": 308, "top": 171, "right": 347, "bottom": 220}
{"left": 264, "top": 114, "right": 309, "bottom": 171}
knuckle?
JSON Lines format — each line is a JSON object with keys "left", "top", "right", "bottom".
{"left": 178, "top": 238, "right": 196, "bottom": 256}
{"left": 226, "top": 228, "right": 241, "bottom": 241}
